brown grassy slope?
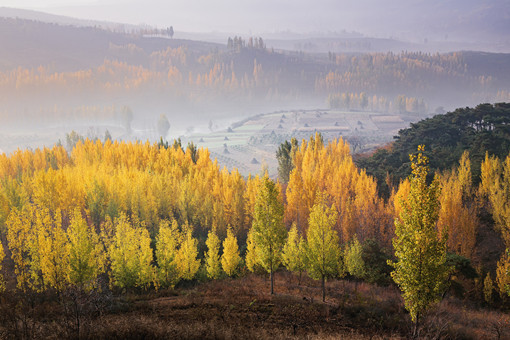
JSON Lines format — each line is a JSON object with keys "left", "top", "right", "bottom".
{"left": 87, "top": 273, "right": 509, "bottom": 339}
{"left": 1, "top": 272, "right": 509, "bottom": 339}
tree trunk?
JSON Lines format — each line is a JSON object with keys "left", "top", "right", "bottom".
{"left": 270, "top": 270, "right": 274, "bottom": 295}
{"left": 322, "top": 275, "right": 325, "bottom": 302}
{"left": 413, "top": 313, "right": 420, "bottom": 338}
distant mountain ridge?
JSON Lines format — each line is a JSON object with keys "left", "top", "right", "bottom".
{"left": 0, "top": 7, "right": 139, "bottom": 32}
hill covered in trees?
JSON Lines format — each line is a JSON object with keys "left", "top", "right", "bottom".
{"left": 1, "top": 15, "right": 510, "bottom": 139}
{"left": 356, "top": 103, "right": 510, "bottom": 197}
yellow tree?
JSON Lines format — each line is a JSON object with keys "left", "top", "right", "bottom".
{"left": 36, "top": 209, "right": 70, "bottom": 292}
{"left": 282, "top": 223, "right": 307, "bottom": 280}
{"left": 306, "top": 193, "right": 341, "bottom": 302}
{"left": 496, "top": 249, "right": 510, "bottom": 297}
{"left": 389, "top": 146, "right": 449, "bottom": 336}
{"left": 0, "top": 238, "right": 4, "bottom": 292}
{"left": 108, "top": 214, "right": 154, "bottom": 290}
{"left": 245, "top": 228, "right": 259, "bottom": 272}
{"left": 6, "top": 207, "right": 35, "bottom": 291}
{"left": 480, "top": 153, "right": 510, "bottom": 245}
{"left": 221, "top": 227, "right": 242, "bottom": 277}
{"left": 175, "top": 223, "right": 201, "bottom": 280}
{"left": 156, "top": 219, "right": 182, "bottom": 287}
{"left": 437, "top": 152, "right": 477, "bottom": 257}
{"left": 67, "top": 209, "right": 104, "bottom": 290}
{"left": 251, "top": 176, "right": 287, "bottom": 294}
{"left": 205, "top": 228, "right": 222, "bottom": 279}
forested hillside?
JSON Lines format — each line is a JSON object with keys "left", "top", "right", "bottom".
{"left": 356, "top": 103, "right": 510, "bottom": 197}
{"left": 1, "top": 17, "right": 510, "bottom": 130}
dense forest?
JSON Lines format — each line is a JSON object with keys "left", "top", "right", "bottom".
{"left": 0, "top": 104, "right": 509, "bottom": 338}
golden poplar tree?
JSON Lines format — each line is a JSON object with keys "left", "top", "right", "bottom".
{"left": 221, "top": 227, "right": 242, "bottom": 277}
{"left": 245, "top": 228, "right": 259, "bottom": 272}
{"left": 389, "top": 146, "right": 449, "bottom": 336}
{"left": 68, "top": 209, "right": 104, "bottom": 290}
{"left": 205, "top": 228, "right": 222, "bottom": 279}
{"left": 437, "top": 152, "right": 477, "bottom": 257}
{"left": 306, "top": 193, "right": 341, "bottom": 302}
{"left": 108, "top": 214, "right": 154, "bottom": 290}
{"left": 36, "top": 209, "right": 70, "bottom": 292}
{"left": 175, "top": 224, "right": 201, "bottom": 280}
{"left": 6, "top": 207, "right": 35, "bottom": 291}
{"left": 0, "top": 238, "right": 4, "bottom": 292}
{"left": 496, "top": 249, "right": 510, "bottom": 297}
{"left": 156, "top": 219, "right": 182, "bottom": 287}
{"left": 282, "top": 223, "right": 307, "bottom": 279}
{"left": 251, "top": 176, "right": 287, "bottom": 294}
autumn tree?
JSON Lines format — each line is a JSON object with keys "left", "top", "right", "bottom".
{"left": 389, "top": 146, "right": 449, "bottom": 336}
{"left": 282, "top": 223, "right": 307, "bottom": 281}
{"left": 175, "top": 224, "right": 201, "bottom": 280}
{"left": 496, "top": 249, "right": 510, "bottom": 297}
{"left": 245, "top": 228, "right": 259, "bottom": 272}
{"left": 344, "top": 235, "right": 366, "bottom": 280}
{"left": 221, "top": 227, "right": 242, "bottom": 277}
{"left": 36, "top": 209, "right": 70, "bottom": 292}
{"left": 480, "top": 153, "right": 510, "bottom": 246}
{"left": 68, "top": 209, "right": 104, "bottom": 290}
{"left": 0, "top": 238, "right": 5, "bottom": 292}
{"left": 306, "top": 193, "right": 341, "bottom": 302}
{"left": 437, "top": 151, "right": 477, "bottom": 258}
{"left": 205, "top": 228, "right": 222, "bottom": 279}
{"left": 108, "top": 214, "right": 154, "bottom": 290}
{"left": 251, "top": 176, "right": 287, "bottom": 294}
{"left": 155, "top": 219, "right": 181, "bottom": 287}
{"left": 6, "top": 207, "right": 36, "bottom": 291}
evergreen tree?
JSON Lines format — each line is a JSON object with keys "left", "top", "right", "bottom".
{"left": 306, "top": 192, "right": 341, "bottom": 302}
{"left": 205, "top": 229, "right": 222, "bottom": 279}
{"left": 276, "top": 138, "right": 298, "bottom": 184}
{"left": 389, "top": 146, "right": 449, "bottom": 336}
{"left": 221, "top": 227, "right": 241, "bottom": 277}
{"left": 251, "top": 176, "right": 287, "bottom": 294}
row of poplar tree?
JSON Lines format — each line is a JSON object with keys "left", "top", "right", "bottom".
{"left": 1, "top": 174, "right": 369, "bottom": 305}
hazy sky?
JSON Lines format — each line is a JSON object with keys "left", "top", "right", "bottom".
{"left": 1, "top": 0, "right": 509, "bottom": 41}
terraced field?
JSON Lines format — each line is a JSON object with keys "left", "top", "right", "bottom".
{"left": 181, "top": 109, "right": 418, "bottom": 177}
